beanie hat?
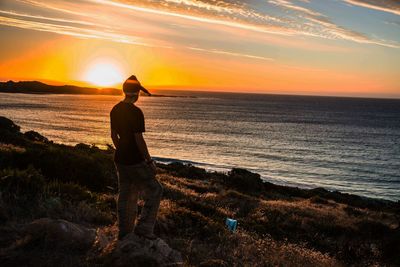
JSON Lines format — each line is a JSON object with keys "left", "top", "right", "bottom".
{"left": 123, "top": 75, "right": 151, "bottom": 96}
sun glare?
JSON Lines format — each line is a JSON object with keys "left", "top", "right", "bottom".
{"left": 84, "top": 62, "right": 123, "bottom": 87}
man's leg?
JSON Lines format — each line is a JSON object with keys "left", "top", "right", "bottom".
{"left": 116, "top": 164, "right": 139, "bottom": 239}
{"left": 135, "top": 170, "right": 163, "bottom": 237}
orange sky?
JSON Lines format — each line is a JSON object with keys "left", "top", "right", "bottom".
{"left": 0, "top": 0, "right": 399, "bottom": 98}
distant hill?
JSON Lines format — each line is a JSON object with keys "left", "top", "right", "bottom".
{"left": 0, "top": 80, "right": 122, "bottom": 95}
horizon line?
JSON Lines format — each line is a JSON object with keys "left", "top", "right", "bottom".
{"left": 1, "top": 78, "right": 400, "bottom": 100}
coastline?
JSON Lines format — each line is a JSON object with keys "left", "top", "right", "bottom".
{"left": 0, "top": 81, "right": 194, "bottom": 98}
{"left": 152, "top": 156, "right": 398, "bottom": 203}
{"left": 1, "top": 90, "right": 399, "bottom": 202}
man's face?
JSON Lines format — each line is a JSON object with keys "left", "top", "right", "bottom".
{"left": 126, "top": 93, "right": 139, "bottom": 103}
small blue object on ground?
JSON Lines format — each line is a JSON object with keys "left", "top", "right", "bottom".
{"left": 225, "top": 218, "right": 238, "bottom": 232}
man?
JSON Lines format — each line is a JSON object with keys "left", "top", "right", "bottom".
{"left": 110, "top": 75, "right": 162, "bottom": 240}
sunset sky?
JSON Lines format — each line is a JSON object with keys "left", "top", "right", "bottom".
{"left": 0, "top": 0, "right": 399, "bottom": 97}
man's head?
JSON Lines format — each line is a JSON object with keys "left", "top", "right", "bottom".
{"left": 123, "top": 75, "right": 151, "bottom": 102}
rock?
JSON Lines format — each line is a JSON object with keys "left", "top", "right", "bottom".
{"left": 23, "top": 130, "right": 49, "bottom": 143}
{"left": 0, "top": 116, "right": 20, "bottom": 133}
{"left": 3, "top": 218, "right": 182, "bottom": 266}
{"left": 109, "top": 233, "right": 183, "bottom": 267}
{"left": 24, "top": 218, "right": 96, "bottom": 250}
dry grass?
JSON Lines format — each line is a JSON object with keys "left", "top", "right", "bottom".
{"left": 151, "top": 170, "right": 399, "bottom": 266}
{"left": 0, "top": 143, "right": 26, "bottom": 153}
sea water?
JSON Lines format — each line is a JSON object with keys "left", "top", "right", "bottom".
{"left": 1, "top": 91, "right": 399, "bottom": 201}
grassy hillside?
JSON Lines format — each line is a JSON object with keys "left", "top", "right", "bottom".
{"left": 0, "top": 81, "right": 122, "bottom": 95}
{"left": 0, "top": 116, "right": 399, "bottom": 266}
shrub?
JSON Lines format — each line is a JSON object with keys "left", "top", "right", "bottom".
{"left": 23, "top": 130, "right": 49, "bottom": 143}
{"left": 224, "top": 168, "right": 263, "bottom": 195}
{"left": 164, "top": 206, "right": 226, "bottom": 239}
{"left": 24, "top": 144, "right": 116, "bottom": 192}
{"left": 162, "top": 162, "right": 208, "bottom": 179}
{"left": 0, "top": 116, "right": 20, "bottom": 133}
{"left": 0, "top": 166, "right": 45, "bottom": 207}
{"left": 45, "top": 181, "right": 95, "bottom": 202}
{"left": 0, "top": 117, "right": 25, "bottom": 145}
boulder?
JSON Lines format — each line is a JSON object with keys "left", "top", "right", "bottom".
{"left": 108, "top": 233, "right": 183, "bottom": 266}
{"left": 24, "top": 218, "right": 96, "bottom": 250}
{"left": 2, "top": 218, "right": 182, "bottom": 266}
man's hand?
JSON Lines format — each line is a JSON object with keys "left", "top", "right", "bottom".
{"left": 111, "top": 129, "right": 120, "bottom": 149}
{"left": 148, "top": 160, "right": 157, "bottom": 175}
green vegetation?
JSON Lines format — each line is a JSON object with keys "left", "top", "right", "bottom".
{"left": 0, "top": 116, "right": 399, "bottom": 266}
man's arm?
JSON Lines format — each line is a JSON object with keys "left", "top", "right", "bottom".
{"left": 111, "top": 129, "right": 120, "bottom": 149}
{"left": 134, "top": 132, "right": 151, "bottom": 162}
{"left": 134, "top": 132, "right": 156, "bottom": 172}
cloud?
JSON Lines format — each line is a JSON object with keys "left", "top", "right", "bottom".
{"left": 268, "top": 0, "right": 400, "bottom": 48}
{"left": 0, "top": 10, "right": 97, "bottom": 26}
{"left": 0, "top": 15, "right": 158, "bottom": 47}
{"left": 101, "top": 0, "right": 399, "bottom": 48}
{"left": 0, "top": 3, "right": 274, "bottom": 62}
{"left": 304, "top": 14, "right": 399, "bottom": 48}
{"left": 187, "top": 46, "right": 274, "bottom": 61}
{"left": 268, "top": 0, "right": 322, "bottom": 16}
{"left": 343, "top": 0, "right": 400, "bottom": 16}
{"left": 1, "top": 0, "right": 399, "bottom": 51}
{"left": 385, "top": 20, "right": 400, "bottom": 27}
{"left": 88, "top": 0, "right": 293, "bottom": 35}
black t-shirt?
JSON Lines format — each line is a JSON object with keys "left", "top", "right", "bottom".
{"left": 110, "top": 102, "right": 145, "bottom": 165}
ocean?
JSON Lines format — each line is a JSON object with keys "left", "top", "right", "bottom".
{"left": 0, "top": 91, "right": 399, "bottom": 201}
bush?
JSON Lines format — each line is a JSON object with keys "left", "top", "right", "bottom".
{"left": 225, "top": 168, "right": 263, "bottom": 195}
{"left": 23, "top": 130, "right": 49, "bottom": 143}
{"left": 0, "top": 117, "right": 25, "bottom": 145}
{"left": 22, "top": 144, "right": 116, "bottom": 192}
{"left": 45, "top": 181, "right": 95, "bottom": 202}
{"left": 0, "top": 116, "right": 20, "bottom": 133}
{"left": 162, "top": 162, "right": 208, "bottom": 179}
{"left": 0, "top": 166, "right": 45, "bottom": 207}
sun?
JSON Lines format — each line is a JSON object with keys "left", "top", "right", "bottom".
{"left": 84, "top": 62, "right": 123, "bottom": 87}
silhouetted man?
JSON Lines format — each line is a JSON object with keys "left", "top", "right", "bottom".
{"left": 110, "top": 75, "right": 162, "bottom": 240}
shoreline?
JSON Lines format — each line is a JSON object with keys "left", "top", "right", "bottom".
{"left": 155, "top": 161, "right": 399, "bottom": 207}
{"left": 152, "top": 156, "right": 399, "bottom": 203}
{"left": 1, "top": 89, "right": 399, "bottom": 202}
{"left": 1, "top": 113, "right": 397, "bottom": 203}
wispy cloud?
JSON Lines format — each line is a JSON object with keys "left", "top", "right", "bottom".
{"left": 343, "top": 0, "right": 400, "bottom": 16}
{"left": 1, "top": 0, "right": 399, "bottom": 54}
{"left": 268, "top": 0, "right": 321, "bottom": 16}
{"left": 0, "top": 1, "right": 276, "bottom": 62}
{"left": 88, "top": 0, "right": 294, "bottom": 35}
{"left": 268, "top": 0, "right": 399, "bottom": 48}
{"left": 97, "top": 0, "right": 399, "bottom": 48}
{"left": 187, "top": 46, "right": 274, "bottom": 61}
{"left": 0, "top": 15, "right": 157, "bottom": 47}
{"left": 385, "top": 20, "right": 400, "bottom": 27}
{"left": 0, "top": 10, "right": 97, "bottom": 26}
